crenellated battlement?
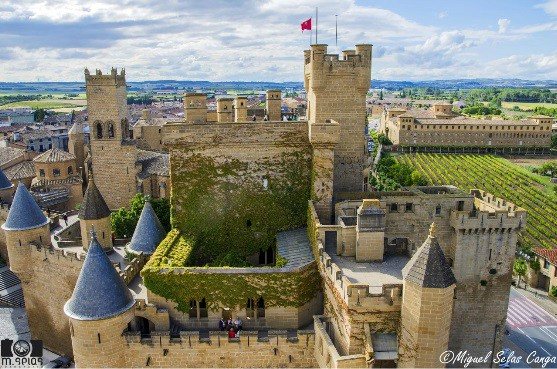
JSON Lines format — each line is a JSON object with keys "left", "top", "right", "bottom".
{"left": 84, "top": 67, "right": 126, "bottom": 87}
{"left": 304, "top": 44, "right": 372, "bottom": 93}
{"left": 450, "top": 189, "right": 527, "bottom": 231}
{"left": 28, "top": 241, "right": 84, "bottom": 262}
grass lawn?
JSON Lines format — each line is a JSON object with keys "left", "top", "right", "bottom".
{"left": 0, "top": 98, "right": 87, "bottom": 110}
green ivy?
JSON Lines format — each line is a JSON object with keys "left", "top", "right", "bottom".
{"left": 169, "top": 149, "right": 311, "bottom": 266}
{"left": 142, "top": 229, "right": 321, "bottom": 312}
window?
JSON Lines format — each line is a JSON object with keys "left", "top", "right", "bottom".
{"left": 457, "top": 201, "right": 464, "bottom": 211}
{"left": 246, "top": 298, "right": 255, "bottom": 318}
{"left": 53, "top": 168, "right": 61, "bottom": 177}
{"left": 544, "top": 259, "right": 550, "bottom": 270}
{"left": 389, "top": 203, "right": 398, "bottom": 212}
{"left": 96, "top": 122, "right": 103, "bottom": 138}
{"left": 405, "top": 203, "right": 413, "bottom": 212}
{"left": 39, "top": 169, "right": 45, "bottom": 177}
{"left": 189, "top": 300, "right": 198, "bottom": 318}
{"left": 68, "top": 166, "right": 73, "bottom": 175}
{"left": 435, "top": 205, "right": 442, "bottom": 216}
{"left": 108, "top": 123, "right": 115, "bottom": 138}
{"left": 257, "top": 297, "right": 265, "bottom": 318}
{"left": 199, "top": 298, "right": 208, "bottom": 318}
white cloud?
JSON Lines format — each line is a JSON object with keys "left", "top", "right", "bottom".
{"left": 536, "top": 0, "right": 557, "bottom": 17}
{"left": 498, "top": 18, "right": 510, "bottom": 33}
{"left": 0, "top": 0, "right": 556, "bottom": 81}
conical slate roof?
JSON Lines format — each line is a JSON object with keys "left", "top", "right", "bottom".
{"left": 2, "top": 183, "right": 48, "bottom": 231}
{"left": 402, "top": 223, "right": 456, "bottom": 288}
{"left": 128, "top": 202, "right": 166, "bottom": 255}
{"left": 0, "top": 168, "right": 13, "bottom": 190}
{"left": 78, "top": 177, "right": 111, "bottom": 220}
{"left": 64, "top": 231, "right": 134, "bottom": 320}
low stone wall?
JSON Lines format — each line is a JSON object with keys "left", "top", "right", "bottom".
{"left": 313, "top": 316, "right": 367, "bottom": 368}
{"left": 122, "top": 329, "right": 317, "bottom": 368}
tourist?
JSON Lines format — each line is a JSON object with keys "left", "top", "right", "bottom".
{"left": 252, "top": 114, "right": 257, "bottom": 121}
{"left": 263, "top": 114, "right": 268, "bottom": 121}
{"left": 218, "top": 318, "right": 225, "bottom": 331}
{"left": 226, "top": 318, "right": 233, "bottom": 330}
{"left": 62, "top": 213, "right": 68, "bottom": 225}
{"left": 228, "top": 327, "right": 236, "bottom": 339}
{"left": 234, "top": 316, "right": 243, "bottom": 331}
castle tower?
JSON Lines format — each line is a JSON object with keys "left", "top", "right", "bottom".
{"left": 68, "top": 118, "right": 85, "bottom": 178}
{"left": 78, "top": 175, "right": 113, "bottom": 252}
{"left": 85, "top": 67, "right": 137, "bottom": 209}
{"left": 398, "top": 223, "right": 456, "bottom": 368}
{"left": 304, "top": 44, "right": 372, "bottom": 196}
{"left": 265, "top": 90, "right": 282, "bottom": 121}
{"left": 126, "top": 201, "right": 165, "bottom": 256}
{"left": 64, "top": 231, "right": 135, "bottom": 368}
{"left": 184, "top": 93, "right": 207, "bottom": 123}
{"left": 217, "top": 97, "right": 234, "bottom": 123}
{"left": 0, "top": 167, "right": 14, "bottom": 204}
{"left": 2, "top": 183, "right": 50, "bottom": 275}
{"left": 234, "top": 96, "right": 248, "bottom": 122}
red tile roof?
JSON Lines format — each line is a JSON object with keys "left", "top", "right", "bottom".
{"left": 533, "top": 248, "right": 557, "bottom": 266}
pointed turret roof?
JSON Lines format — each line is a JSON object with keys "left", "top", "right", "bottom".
{"left": 68, "top": 120, "right": 83, "bottom": 135}
{"left": 402, "top": 223, "right": 456, "bottom": 288}
{"left": 78, "top": 176, "right": 111, "bottom": 220}
{"left": 2, "top": 183, "right": 48, "bottom": 231}
{"left": 64, "top": 231, "right": 134, "bottom": 320}
{"left": 128, "top": 202, "right": 166, "bottom": 255}
{"left": 0, "top": 168, "right": 13, "bottom": 190}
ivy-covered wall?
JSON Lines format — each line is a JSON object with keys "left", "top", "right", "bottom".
{"left": 141, "top": 228, "right": 321, "bottom": 312}
{"left": 167, "top": 123, "right": 312, "bottom": 266}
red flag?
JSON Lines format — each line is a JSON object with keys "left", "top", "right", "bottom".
{"left": 301, "top": 18, "right": 312, "bottom": 32}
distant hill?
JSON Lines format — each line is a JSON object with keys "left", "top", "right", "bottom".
{"left": 1, "top": 78, "right": 556, "bottom": 94}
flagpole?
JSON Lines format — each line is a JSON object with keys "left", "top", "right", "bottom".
{"left": 310, "top": 18, "right": 312, "bottom": 45}
{"left": 315, "top": 7, "right": 318, "bottom": 44}
{"left": 335, "top": 14, "right": 338, "bottom": 46}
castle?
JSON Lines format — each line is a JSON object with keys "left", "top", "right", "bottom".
{"left": 380, "top": 103, "right": 553, "bottom": 150}
{"left": 1, "top": 43, "right": 527, "bottom": 368}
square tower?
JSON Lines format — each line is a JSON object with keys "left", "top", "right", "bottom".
{"left": 304, "top": 44, "right": 372, "bottom": 195}
{"left": 265, "top": 90, "right": 282, "bottom": 121}
{"left": 85, "top": 68, "right": 137, "bottom": 209}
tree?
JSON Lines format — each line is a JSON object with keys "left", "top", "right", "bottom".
{"left": 379, "top": 90, "right": 383, "bottom": 100}
{"left": 111, "top": 193, "right": 171, "bottom": 238}
{"left": 34, "top": 108, "right": 46, "bottom": 122}
{"left": 513, "top": 258, "right": 527, "bottom": 286}
{"left": 411, "top": 171, "right": 428, "bottom": 186}
{"left": 552, "top": 135, "right": 557, "bottom": 149}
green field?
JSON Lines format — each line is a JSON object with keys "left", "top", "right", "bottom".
{"left": 396, "top": 153, "right": 557, "bottom": 251}
{"left": 501, "top": 101, "right": 557, "bottom": 110}
{"left": 0, "top": 98, "right": 87, "bottom": 111}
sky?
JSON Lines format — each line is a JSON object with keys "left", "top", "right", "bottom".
{"left": 1, "top": 0, "right": 557, "bottom": 82}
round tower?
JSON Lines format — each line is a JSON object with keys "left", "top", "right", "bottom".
{"left": 126, "top": 201, "right": 166, "bottom": 256}
{"left": 1, "top": 183, "right": 50, "bottom": 275}
{"left": 64, "top": 231, "right": 135, "bottom": 368}
{"left": 78, "top": 175, "right": 113, "bottom": 252}
{"left": 398, "top": 223, "right": 456, "bottom": 368}
{"left": 0, "top": 167, "right": 14, "bottom": 204}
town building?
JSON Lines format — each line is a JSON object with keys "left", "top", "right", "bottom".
{"left": 380, "top": 103, "right": 553, "bottom": 149}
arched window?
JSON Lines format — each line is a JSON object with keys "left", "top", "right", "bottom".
{"left": 246, "top": 298, "right": 255, "bottom": 318}
{"left": 257, "top": 297, "right": 265, "bottom": 318}
{"left": 189, "top": 300, "right": 197, "bottom": 318}
{"left": 108, "top": 122, "right": 115, "bottom": 138}
{"left": 199, "top": 298, "right": 208, "bottom": 318}
{"left": 96, "top": 122, "right": 103, "bottom": 139}
{"left": 53, "top": 168, "right": 61, "bottom": 177}
{"left": 67, "top": 166, "right": 73, "bottom": 175}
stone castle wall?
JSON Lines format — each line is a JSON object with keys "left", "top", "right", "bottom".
{"left": 90, "top": 141, "right": 137, "bottom": 209}
{"left": 122, "top": 330, "right": 317, "bottom": 368}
